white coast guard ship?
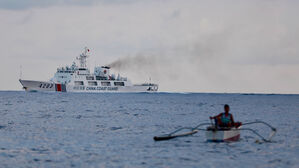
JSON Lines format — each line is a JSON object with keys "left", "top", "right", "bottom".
{"left": 19, "top": 47, "right": 158, "bottom": 93}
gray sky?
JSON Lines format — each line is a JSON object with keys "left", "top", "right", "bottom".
{"left": 0, "top": 0, "right": 298, "bottom": 93}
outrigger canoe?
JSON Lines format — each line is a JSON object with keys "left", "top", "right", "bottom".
{"left": 153, "top": 120, "right": 276, "bottom": 142}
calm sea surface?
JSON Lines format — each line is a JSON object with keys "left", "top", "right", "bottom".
{"left": 0, "top": 91, "right": 298, "bottom": 168}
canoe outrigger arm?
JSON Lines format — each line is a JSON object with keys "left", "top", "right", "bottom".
{"left": 153, "top": 123, "right": 210, "bottom": 141}
{"left": 241, "top": 120, "right": 277, "bottom": 142}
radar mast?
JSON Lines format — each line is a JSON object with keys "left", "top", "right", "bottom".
{"left": 76, "top": 47, "right": 90, "bottom": 68}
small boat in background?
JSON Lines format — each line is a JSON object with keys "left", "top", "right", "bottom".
{"left": 205, "top": 126, "right": 241, "bottom": 142}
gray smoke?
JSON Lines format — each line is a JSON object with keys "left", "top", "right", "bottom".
{"left": 106, "top": 31, "right": 231, "bottom": 83}
{"left": 107, "top": 54, "right": 158, "bottom": 71}
{"left": 103, "top": 0, "right": 299, "bottom": 93}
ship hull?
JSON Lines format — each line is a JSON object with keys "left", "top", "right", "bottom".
{"left": 205, "top": 127, "right": 241, "bottom": 142}
{"left": 19, "top": 79, "right": 158, "bottom": 93}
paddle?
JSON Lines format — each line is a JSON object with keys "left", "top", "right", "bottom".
{"left": 209, "top": 118, "right": 214, "bottom": 126}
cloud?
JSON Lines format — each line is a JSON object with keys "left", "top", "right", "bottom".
{"left": 0, "top": 0, "right": 137, "bottom": 10}
{"left": 0, "top": 0, "right": 298, "bottom": 93}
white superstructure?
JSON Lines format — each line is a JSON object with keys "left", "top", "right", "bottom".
{"left": 19, "top": 47, "right": 158, "bottom": 93}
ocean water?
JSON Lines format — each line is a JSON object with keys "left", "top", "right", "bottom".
{"left": 0, "top": 91, "right": 298, "bottom": 168}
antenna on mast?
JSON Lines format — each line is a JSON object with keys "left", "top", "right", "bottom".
{"left": 76, "top": 47, "right": 90, "bottom": 68}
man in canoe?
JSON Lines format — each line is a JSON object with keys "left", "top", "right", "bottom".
{"left": 210, "top": 104, "right": 241, "bottom": 128}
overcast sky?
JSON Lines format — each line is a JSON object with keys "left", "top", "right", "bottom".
{"left": 0, "top": 0, "right": 298, "bottom": 93}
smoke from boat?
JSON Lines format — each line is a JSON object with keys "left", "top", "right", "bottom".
{"left": 101, "top": 0, "right": 298, "bottom": 93}
{"left": 107, "top": 54, "right": 157, "bottom": 71}
{"left": 106, "top": 32, "right": 229, "bottom": 90}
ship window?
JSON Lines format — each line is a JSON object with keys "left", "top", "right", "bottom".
{"left": 88, "top": 81, "right": 97, "bottom": 86}
{"left": 101, "top": 82, "right": 111, "bottom": 86}
{"left": 96, "top": 76, "right": 108, "bottom": 80}
{"left": 86, "top": 76, "right": 94, "bottom": 80}
{"left": 74, "top": 81, "right": 84, "bottom": 86}
{"left": 114, "top": 82, "right": 124, "bottom": 86}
